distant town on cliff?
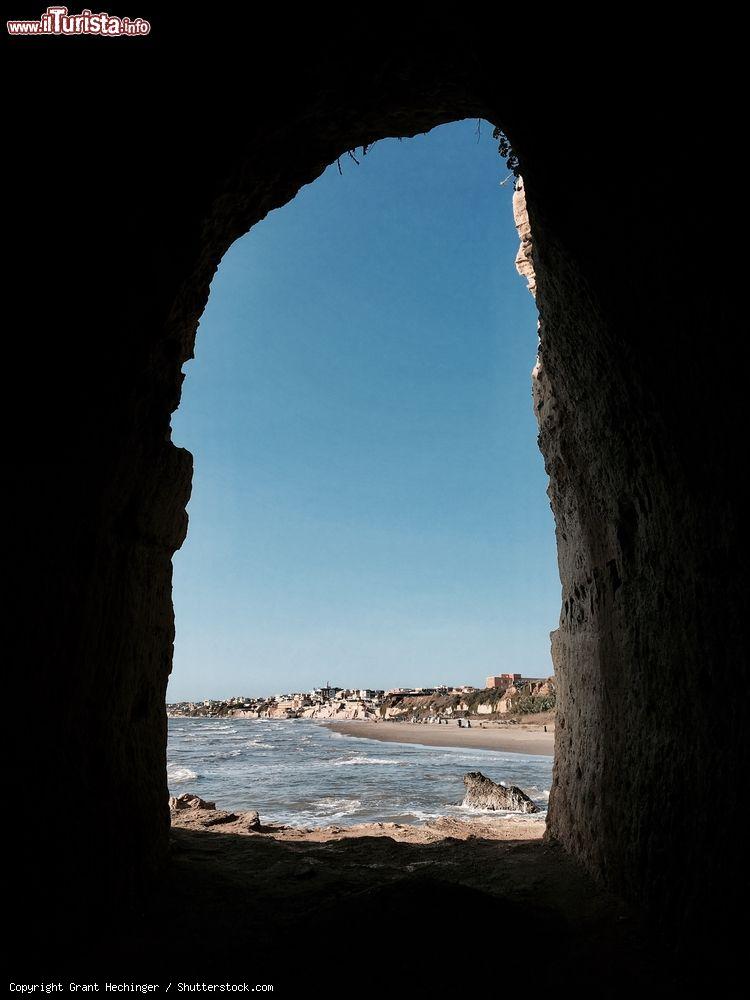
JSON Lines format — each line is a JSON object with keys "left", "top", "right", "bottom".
{"left": 167, "top": 674, "right": 556, "bottom": 721}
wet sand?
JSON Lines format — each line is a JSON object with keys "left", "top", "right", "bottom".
{"left": 323, "top": 718, "right": 555, "bottom": 756}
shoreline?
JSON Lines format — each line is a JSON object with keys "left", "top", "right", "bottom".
{"left": 322, "top": 718, "right": 555, "bottom": 756}
{"left": 171, "top": 796, "right": 545, "bottom": 843}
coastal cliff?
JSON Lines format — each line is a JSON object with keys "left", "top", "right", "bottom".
{"left": 377, "top": 679, "right": 556, "bottom": 721}
{"left": 167, "top": 678, "right": 556, "bottom": 722}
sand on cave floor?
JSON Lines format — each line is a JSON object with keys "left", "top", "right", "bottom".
{"left": 130, "top": 809, "right": 658, "bottom": 989}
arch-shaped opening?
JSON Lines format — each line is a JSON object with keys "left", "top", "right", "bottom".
{"left": 166, "top": 119, "right": 560, "bottom": 836}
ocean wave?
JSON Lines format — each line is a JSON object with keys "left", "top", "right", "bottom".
{"left": 165, "top": 718, "right": 554, "bottom": 827}
{"left": 333, "top": 756, "right": 408, "bottom": 767}
{"left": 167, "top": 764, "right": 198, "bottom": 783}
{"left": 310, "top": 797, "right": 362, "bottom": 817}
{"left": 409, "top": 809, "right": 444, "bottom": 822}
{"left": 451, "top": 803, "right": 547, "bottom": 820}
{"left": 453, "top": 802, "right": 514, "bottom": 816}
{"left": 270, "top": 798, "right": 365, "bottom": 827}
{"left": 526, "top": 786, "right": 551, "bottom": 800}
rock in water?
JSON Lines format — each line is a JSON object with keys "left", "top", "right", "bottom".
{"left": 462, "top": 772, "right": 538, "bottom": 814}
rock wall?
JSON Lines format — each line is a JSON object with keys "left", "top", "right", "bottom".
{"left": 516, "top": 154, "right": 744, "bottom": 944}
{"left": 8, "top": 17, "right": 745, "bottom": 965}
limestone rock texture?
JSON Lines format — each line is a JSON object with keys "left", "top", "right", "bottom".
{"left": 7, "top": 16, "right": 745, "bottom": 978}
{"left": 300, "top": 702, "right": 376, "bottom": 721}
{"left": 513, "top": 178, "right": 537, "bottom": 298}
{"left": 169, "top": 793, "right": 215, "bottom": 812}
{"left": 462, "top": 772, "right": 538, "bottom": 813}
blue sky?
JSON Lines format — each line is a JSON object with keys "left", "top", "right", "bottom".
{"left": 168, "top": 119, "right": 560, "bottom": 702}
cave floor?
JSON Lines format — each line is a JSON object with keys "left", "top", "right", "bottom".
{"left": 121, "top": 826, "right": 661, "bottom": 990}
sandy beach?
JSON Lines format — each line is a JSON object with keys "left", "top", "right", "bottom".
{"left": 323, "top": 718, "right": 555, "bottom": 756}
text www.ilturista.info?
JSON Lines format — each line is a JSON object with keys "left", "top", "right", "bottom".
{"left": 7, "top": 6, "right": 150, "bottom": 36}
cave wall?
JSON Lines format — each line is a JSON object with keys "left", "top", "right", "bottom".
{"left": 8, "top": 15, "right": 744, "bottom": 958}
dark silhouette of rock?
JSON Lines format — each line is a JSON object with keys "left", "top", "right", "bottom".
{"left": 246, "top": 811, "right": 261, "bottom": 831}
{"left": 462, "top": 772, "right": 538, "bottom": 814}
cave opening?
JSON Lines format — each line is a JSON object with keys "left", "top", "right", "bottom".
{"left": 12, "top": 30, "right": 743, "bottom": 983}
{"left": 166, "top": 120, "right": 560, "bottom": 834}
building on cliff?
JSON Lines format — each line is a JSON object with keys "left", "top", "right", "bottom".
{"left": 486, "top": 674, "right": 522, "bottom": 688}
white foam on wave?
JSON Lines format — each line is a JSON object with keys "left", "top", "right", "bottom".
{"left": 271, "top": 798, "right": 365, "bottom": 827}
{"left": 310, "top": 797, "right": 362, "bottom": 817}
{"left": 333, "top": 756, "right": 408, "bottom": 767}
{"left": 409, "top": 809, "right": 443, "bottom": 822}
{"left": 167, "top": 764, "right": 198, "bottom": 783}
{"left": 310, "top": 795, "right": 362, "bottom": 816}
{"left": 212, "top": 749, "right": 242, "bottom": 759}
{"left": 451, "top": 802, "right": 547, "bottom": 820}
{"left": 526, "top": 786, "right": 551, "bottom": 800}
{"left": 245, "top": 740, "right": 273, "bottom": 749}
{"left": 453, "top": 802, "right": 510, "bottom": 815}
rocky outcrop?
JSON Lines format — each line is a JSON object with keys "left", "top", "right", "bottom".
{"left": 169, "top": 793, "right": 216, "bottom": 811}
{"left": 462, "top": 772, "right": 538, "bottom": 814}
{"left": 170, "top": 796, "right": 261, "bottom": 830}
{"left": 202, "top": 812, "right": 240, "bottom": 826}
{"left": 513, "top": 178, "right": 536, "bottom": 299}
{"left": 300, "top": 702, "right": 376, "bottom": 721}
{"left": 266, "top": 700, "right": 300, "bottom": 719}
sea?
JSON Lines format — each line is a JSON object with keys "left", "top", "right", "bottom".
{"left": 167, "top": 717, "right": 553, "bottom": 827}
